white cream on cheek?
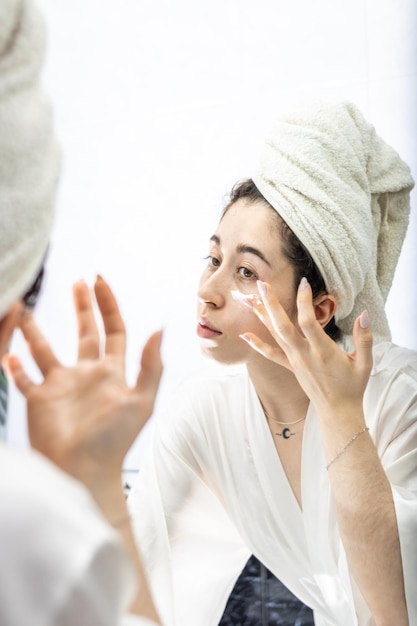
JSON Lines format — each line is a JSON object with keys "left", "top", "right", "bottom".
{"left": 230, "top": 289, "right": 263, "bottom": 308}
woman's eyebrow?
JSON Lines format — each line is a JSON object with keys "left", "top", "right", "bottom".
{"left": 237, "top": 244, "right": 271, "bottom": 267}
{"left": 209, "top": 235, "right": 271, "bottom": 267}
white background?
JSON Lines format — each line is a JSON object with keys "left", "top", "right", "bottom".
{"left": 7, "top": 0, "right": 417, "bottom": 470}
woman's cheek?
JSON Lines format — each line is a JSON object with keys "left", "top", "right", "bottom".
{"left": 235, "top": 307, "right": 269, "bottom": 339}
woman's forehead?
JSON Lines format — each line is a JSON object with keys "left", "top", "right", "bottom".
{"left": 213, "top": 200, "right": 286, "bottom": 266}
{"left": 217, "top": 199, "right": 281, "bottom": 241}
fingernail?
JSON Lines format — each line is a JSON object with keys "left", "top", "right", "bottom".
{"left": 299, "top": 277, "right": 308, "bottom": 291}
{"left": 239, "top": 334, "right": 253, "bottom": 345}
{"left": 359, "top": 310, "right": 369, "bottom": 329}
{"left": 257, "top": 280, "right": 267, "bottom": 297}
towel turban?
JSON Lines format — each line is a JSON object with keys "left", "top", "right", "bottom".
{"left": 253, "top": 100, "right": 414, "bottom": 342}
{"left": 0, "top": 0, "right": 60, "bottom": 319}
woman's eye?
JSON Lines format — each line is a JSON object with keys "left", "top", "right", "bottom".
{"left": 238, "top": 266, "right": 257, "bottom": 279}
{"left": 204, "top": 255, "right": 220, "bottom": 268}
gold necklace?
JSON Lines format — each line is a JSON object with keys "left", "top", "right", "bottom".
{"left": 267, "top": 415, "right": 306, "bottom": 425}
{"left": 265, "top": 413, "right": 306, "bottom": 440}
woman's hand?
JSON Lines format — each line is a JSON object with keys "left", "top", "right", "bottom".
{"left": 4, "top": 276, "right": 163, "bottom": 488}
{"left": 4, "top": 275, "right": 164, "bottom": 624}
{"left": 240, "top": 278, "right": 373, "bottom": 417}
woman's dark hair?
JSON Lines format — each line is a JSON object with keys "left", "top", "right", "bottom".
{"left": 222, "top": 178, "right": 341, "bottom": 341}
{"left": 22, "top": 264, "right": 45, "bottom": 310}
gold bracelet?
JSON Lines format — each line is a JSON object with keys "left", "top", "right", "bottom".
{"left": 326, "top": 427, "right": 369, "bottom": 470}
{"left": 111, "top": 513, "right": 131, "bottom": 529}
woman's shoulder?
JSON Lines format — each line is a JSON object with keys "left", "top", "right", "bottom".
{"left": 365, "top": 342, "right": 417, "bottom": 431}
{"left": 371, "top": 341, "right": 417, "bottom": 382}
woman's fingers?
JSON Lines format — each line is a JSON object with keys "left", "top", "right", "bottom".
{"left": 2, "top": 354, "right": 35, "bottom": 397}
{"left": 251, "top": 280, "right": 299, "bottom": 351}
{"left": 352, "top": 311, "right": 373, "bottom": 375}
{"left": 241, "top": 279, "right": 327, "bottom": 358}
{"left": 75, "top": 276, "right": 127, "bottom": 361}
{"left": 294, "top": 277, "right": 334, "bottom": 346}
{"left": 19, "top": 312, "right": 61, "bottom": 376}
{"left": 93, "top": 275, "right": 126, "bottom": 358}
{"left": 134, "top": 330, "right": 164, "bottom": 416}
{"left": 73, "top": 280, "right": 101, "bottom": 360}
{"left": 240, "top": 332, "right": 289, "bottom": 367}
{"left": 241, "top": 278, "right": 373, "bottom": 409}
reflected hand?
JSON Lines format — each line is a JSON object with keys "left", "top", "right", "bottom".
{"left": 5, "top": 276, "right": 163, "bottom": 487}
{"left": 240, "top": 278, "right": 373, "bottom": 416}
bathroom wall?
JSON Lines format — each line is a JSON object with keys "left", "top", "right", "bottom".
{"left": 7, "top": 0, "right": 417, "bottom": 470}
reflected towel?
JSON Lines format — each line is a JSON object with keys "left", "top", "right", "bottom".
{"left": 0, "top": 0, "right": 60, "bottom": 318}
{"left": 253, "top": 100, "right": 414, "bottom": 341}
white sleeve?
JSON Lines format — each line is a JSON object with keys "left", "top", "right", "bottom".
{"left": 368, "top": 346, "right": 417, "bottom": 625}
{"left": 382, "top": 415, "right": 417, "bottom": 625}
{"left": 0, "top": 446, "right": 136, "bottom": 626}
{"left": 127, "top": 378, "right": 250, "bottom": 626}
{"left": 51, "top": 539, "right": 136, "bottom": 626}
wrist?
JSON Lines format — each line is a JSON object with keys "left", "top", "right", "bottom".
{"left": 316, "top": 401, "right": 366, "bottom": 431}
{"left": 326, "top": 426, "right": 370, "bottom": 470}
{"left": 77, "top": 470, "right": 127, "bottom": 524}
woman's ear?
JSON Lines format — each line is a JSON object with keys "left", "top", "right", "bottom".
{"left": 0, "top": 302, "right": 24, "bottom": 360}
{"left": 312, "top": 294, "right": 337, "bottom": 328}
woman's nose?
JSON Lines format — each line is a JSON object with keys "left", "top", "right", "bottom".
{"left": 197, "top": 271, "right": 227, "bottom": 308}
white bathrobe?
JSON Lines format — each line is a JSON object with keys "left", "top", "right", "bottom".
{"left": 129, "top": 341, "right": 417, "bottom": 626}
{"left": 0, "top": 444, "right": 157, "bottom": 626}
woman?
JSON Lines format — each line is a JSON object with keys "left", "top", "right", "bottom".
{"left": 0, "top": 0, "right": 161, "bottom": 623}
{"left": 128, "top": 100, "right": 417, "bottom": 625}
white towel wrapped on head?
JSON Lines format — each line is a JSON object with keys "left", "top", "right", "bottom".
{"left": 253, "top": 100, "right": 414, "bottom": 342}
{"left": 0, "top": 0, "right": 60, "bottom": 318}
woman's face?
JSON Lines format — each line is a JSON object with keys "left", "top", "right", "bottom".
{"left": 197, "top": 198, "right": 297, "bottom": 365}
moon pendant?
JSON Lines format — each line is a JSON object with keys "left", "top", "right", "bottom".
{"left": 276, "top": 427, "right": 295, "bottom": 439}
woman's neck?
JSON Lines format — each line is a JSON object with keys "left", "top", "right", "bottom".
{"left": 247, "top": 359, "right": 309, "bottom": 424}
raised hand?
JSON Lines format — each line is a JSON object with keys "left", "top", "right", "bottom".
{"left": 4, "top": 276, "right": 163, "bottom": 487}
{"left": 3, "top": 275, "right": 163, "bottom": 623}
{"left": 240, "top": 277, "right": 373, "bottom": 417}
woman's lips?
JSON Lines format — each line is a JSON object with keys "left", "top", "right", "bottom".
{"left": 197, "top": 320, "right": 222, "bottom": 339}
